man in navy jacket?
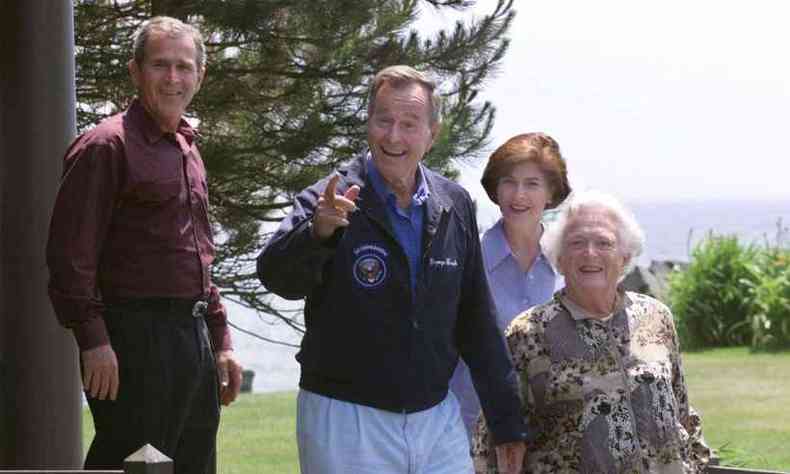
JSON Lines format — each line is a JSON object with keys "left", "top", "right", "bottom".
{"left": 258, "top": 65, "right": 527, "bottom": 473}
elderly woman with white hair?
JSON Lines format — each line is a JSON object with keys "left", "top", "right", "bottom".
{"left": 471, "top": 191, "right": 711, "bottom": 473}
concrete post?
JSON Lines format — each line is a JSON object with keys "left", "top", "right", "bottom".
{"left": 0, "top": 0, "right": 82, "bottom": 468}
{"left": 124, "top": 444, "right": 174, "bottom": 474}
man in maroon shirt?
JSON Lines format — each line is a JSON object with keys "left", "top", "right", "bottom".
{"left": 46, "top": 16, "right": 241, "bottom": 472}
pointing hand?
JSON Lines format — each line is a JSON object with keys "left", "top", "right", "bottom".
{"left": 312, "top": 174, "right": 360, "bottom": 241}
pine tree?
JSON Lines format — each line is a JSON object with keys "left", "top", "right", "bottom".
{"left": 74, "top": 0, "right": 515, "bottom": 343}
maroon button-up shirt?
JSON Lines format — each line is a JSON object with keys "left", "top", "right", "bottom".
{"left": 47, "top": 99, "right": 232, "bottom": 352}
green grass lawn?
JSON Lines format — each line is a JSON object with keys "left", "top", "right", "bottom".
{"left": 683, "top": 347, "right": 790, "bottom": 471}
{"left": 83, "top": 347, "right": 790, "bottom": 472}
{"left": 82, "top": 391, "right": 298, "bottom": 474}
{"left": 214, "top": 391, "right": 298, "bottom": 474}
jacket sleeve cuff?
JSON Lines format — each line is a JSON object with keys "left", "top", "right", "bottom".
{"left": 287, "top": 220, "right": 342, "bottom": 280}
{"left": 488, "top": 417, "right": 532, "bottom": 446}
{"left": 72, "top": 317, "right": 110, "bottom": 351}
{"left": 302, "top": 219, "right": 344, "bottom": 254}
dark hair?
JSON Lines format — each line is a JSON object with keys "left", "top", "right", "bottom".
{"left": 480, "top": 132, "right": 571, "bottom": 208}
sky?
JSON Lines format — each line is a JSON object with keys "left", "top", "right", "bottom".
{"left": 420, "top": 0, "right": 790, "bottom": 218}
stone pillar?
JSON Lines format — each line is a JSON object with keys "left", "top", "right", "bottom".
{"left": 0, "top": 0, "right": 82, "bottom": 467}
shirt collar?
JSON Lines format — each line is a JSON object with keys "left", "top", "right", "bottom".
{"left": 484, "top": 218, "right": 550, "bottom": 273}
{"left": 128, "top": 98, "right": 196, "bottom": 146}
{"left": 366, "top": 151, "right": 430, "bottom": 208}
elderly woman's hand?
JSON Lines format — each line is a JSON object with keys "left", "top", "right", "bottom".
{"left": 495, "top": 441, "right": 526, "bottom": 474}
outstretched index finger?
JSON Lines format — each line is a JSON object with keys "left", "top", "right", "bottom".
{"left": 324, "top": 174, "right": 339, "bottom": 207}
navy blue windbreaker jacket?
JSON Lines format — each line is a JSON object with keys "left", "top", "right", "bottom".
{"left": 257, "top": 153, "right": 528, "bottom": 444}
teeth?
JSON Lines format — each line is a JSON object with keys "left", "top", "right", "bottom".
{"left": 580, "top": 266, "right": 602, "bottom": 272}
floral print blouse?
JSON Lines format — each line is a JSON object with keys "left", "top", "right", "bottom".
{"left": 472, "top": 290, "right": 711, "bottom": 473}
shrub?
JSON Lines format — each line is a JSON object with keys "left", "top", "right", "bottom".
{"left": 668, "top": 234, "right": 760, "bottom": 349}
{"left": 743, "top": 246, "right": 790, "bottom": 350}
{"left": 669, "top": 219, "right": 790, "bottom": 351}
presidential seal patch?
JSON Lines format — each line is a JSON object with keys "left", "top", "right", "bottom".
{"left": 352, "top": 244, "right": 389, "bottom": 288}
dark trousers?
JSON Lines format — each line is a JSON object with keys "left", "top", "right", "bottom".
{"left": 84, "top": 300, "right": 220, "bottom": 473}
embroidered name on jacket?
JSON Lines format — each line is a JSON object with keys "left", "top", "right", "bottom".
{"left": 352, "top": 244, "right": 389, "bottom": 288}
{"left": 429, "top": 257, "right": 459, "bottom": 268}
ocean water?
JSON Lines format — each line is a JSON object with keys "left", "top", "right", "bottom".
{"left": 627, "top": 199, "right": 788, "bottom": 265}
{"left": 237, "top": 198, "right": 789, "bottom": 393}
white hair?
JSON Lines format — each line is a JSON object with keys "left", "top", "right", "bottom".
{"left": 542, "top": 190, "right": 645, "bottom": 279}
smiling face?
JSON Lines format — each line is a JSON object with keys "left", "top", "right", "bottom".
{"left": 496, "top": 161, "right": 553, "bottom": 228}
{"left": 129, "top": 31, "right": 204, "bottom": 132}
{"left": 367, "top": 82, "right": 438, "bottom": 190}
{"left": 558, "top": 206, "right": 628, "bottom": 296}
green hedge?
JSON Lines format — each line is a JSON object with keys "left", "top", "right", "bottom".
{"left": 668, "top": 227, "right": 790, "bottom": 351}
{"left": 744, "top": 247, "right": 790, "bottom": 349}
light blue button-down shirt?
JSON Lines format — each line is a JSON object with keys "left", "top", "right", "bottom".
{"left": 449, "top": 218, "right": 561, "bottom": 441}
{"left": 367, "top": 155, "right": 429, "bottom": 296}
{"left": 482, "top": 219, "right": 559, "bottom": 332}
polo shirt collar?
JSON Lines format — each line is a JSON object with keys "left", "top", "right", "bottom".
{"left": 366, "top": 152, "right": 430, "bottom": 208}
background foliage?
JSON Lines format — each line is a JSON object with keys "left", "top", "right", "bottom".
{"left": 74, "top": 0, "right": 515, "bottom": 341}
{"left": 669, "top": 221, "right": 790, "bottom": 350}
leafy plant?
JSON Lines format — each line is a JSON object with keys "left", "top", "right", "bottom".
{"left": 669, "top": 218, "right": 790, "bottom": 351}
{"left": 668, "top": 234, "right": 760, "bottom": 349}
{"left": 743, "top": 235, "right": 790, "bottom": 350}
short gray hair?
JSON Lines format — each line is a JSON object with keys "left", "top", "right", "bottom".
{"left": 542, "top": 190, "right": 645, "bottom": 279}
{"left": 132, "top": 16, "right": 206, "bottom": 70}
{"left": 367, "top": 65, "right": 442, "bottom": 126}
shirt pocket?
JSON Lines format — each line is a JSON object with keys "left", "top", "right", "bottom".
{"left": 127, "top": 179, "right": 182, "bottom": 206}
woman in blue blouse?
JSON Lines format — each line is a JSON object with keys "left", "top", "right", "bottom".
{"left": 450, "top": 132, "right": 571, "bottom": 442}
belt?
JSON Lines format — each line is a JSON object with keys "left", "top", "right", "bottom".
{"left": 106, "top": 297, "right": 209, "bottom": 318}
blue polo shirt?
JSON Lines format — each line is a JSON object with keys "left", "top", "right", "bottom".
{"left": 367, "top": 155, "right": 429, "bottom": 297}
